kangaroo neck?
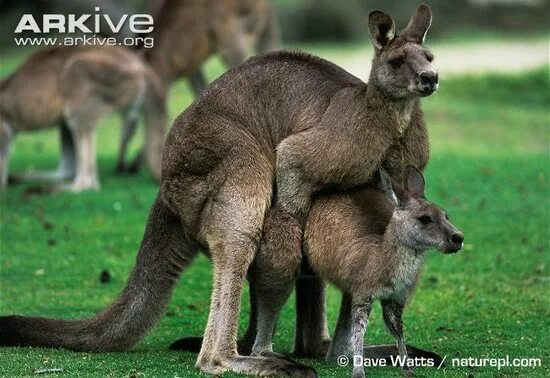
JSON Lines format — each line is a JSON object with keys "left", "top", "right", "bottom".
{"left": 364, "top": 82, "right": 416, "bottom": 136}
{"left": 380, "top": 219, "right": 426, "bottom": 300}
{"left": 382, "top": 219, "right": 421, "bottom": 260}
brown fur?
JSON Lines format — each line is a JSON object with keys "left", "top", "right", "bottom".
{"left": 144, "top": 0, "right": 279, "bottom": 89}
{"left": 0, "top": 4, "right": 441, "bottom": 376}
{"left": 0, "top": 45, "right": 166, "bottom": 191}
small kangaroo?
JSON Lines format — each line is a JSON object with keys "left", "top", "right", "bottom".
{"left": 0, "top": 4, "right": 438, "bottom": 376}
{"left": 305, "top": 166, "right": 463, "bottom": 377}
{"left": 0, "top": 45, "right": 166, "bottom": 191}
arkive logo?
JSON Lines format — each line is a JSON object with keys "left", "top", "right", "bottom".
{"left": 14, "top": 7, "right": 154, "bottom": 34}
{"left": 12, "top": 7, "right": 155, "bottom": 48}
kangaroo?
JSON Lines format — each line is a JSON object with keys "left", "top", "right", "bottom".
{"left": 249, "top": 166, "right": 464, "bottom": 378}
{"left": 0, "top": 45, "right": 166, "bottom": 191}
{"left": 0, "top": 4, "right": 437, "bottom": 376}
{"left": 171, "top": 1, "right": 437, "bottom": 362}
{"left": 143, "top": 0, "right": 279, "bottom": 92}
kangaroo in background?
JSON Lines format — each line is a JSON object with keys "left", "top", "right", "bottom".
{"left": 250, "top": 166, "right": 464, "bottom": 378}
{"left": 144, "top": 0, "right": 279, "bottom": 92}
{"left": 0, "top": 4, "right": 438, "bottom": 376}
{"left": 116, "top": 0, "right": 280, "bottom": 175}
{"left": 0, "top": 45, "right": 166, "bottom": 191}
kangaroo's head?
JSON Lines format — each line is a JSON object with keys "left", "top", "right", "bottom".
{"left": 379, "top": 166, "right": 464, "bottom": 254}
{"left": 368, "top": 4, "right": 438, "bottom": 99}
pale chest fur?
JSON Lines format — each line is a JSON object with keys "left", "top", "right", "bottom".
{"left": 395, "top": 101, "right": 414, "bottom": 136}
{"left": 375, "top": 246, "right": 425, "bottom": 303}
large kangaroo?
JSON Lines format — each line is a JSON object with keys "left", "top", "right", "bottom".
{"left": 251, "top": 166, "right": 464, "bottom": 378}
{"left": 0, "top": 45, "right": 166, "bottom": 191}
{"left": 171, "top": 1, "right": 437, "bottom": 360}
{"left": 0, "top": 4, "right": 437, "bottom": 376}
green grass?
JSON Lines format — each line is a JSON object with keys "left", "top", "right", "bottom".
{"left": 0, "top": 45, "right": 549, "bottom": 378}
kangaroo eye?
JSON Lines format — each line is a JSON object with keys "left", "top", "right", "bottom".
{"left": 426, "top": 53, "right": 434, "bottom": 62}
{"left": 389, "top": 56, "right": 404, "bottom": 68}
{"left": 417, "top": 215, "right": 432, "bottom": 225}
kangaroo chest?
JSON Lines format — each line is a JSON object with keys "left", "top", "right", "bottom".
{"left": 396, "top": 102, "right": 413, "bottom": 135}
{"left": 382, "top": 110, "right": 428, "bottom": 181}
{"left": 377, "top": 249, "right": 425, "bottom": 302}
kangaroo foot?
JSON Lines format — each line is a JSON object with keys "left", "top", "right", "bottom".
{"left": 252, "top": 349, "right": 300, "bottom": 364}
{"left": 325, "top": 343, "right": 443, "bottom": 366}
{"left": 51, "top": 181, "right": 99, "bottom": 193}
{"left": 294, "top": 339, "right": 331, "bottom": 358}
{"left": 197, "top": 355, "right": 317, "bottom": 377}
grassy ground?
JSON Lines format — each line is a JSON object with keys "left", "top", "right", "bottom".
{"left": 0, "top": 46, "right": 549, "bottom": 377}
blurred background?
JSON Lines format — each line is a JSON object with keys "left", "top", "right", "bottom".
{"left": 1, "top": 0, "right": 548, "bottom": 46}
{"left": 1, "top": 0, "right": 547, "bottom": 81}
{"left": 1, "top": 1, "right": 548, "bottom": 377}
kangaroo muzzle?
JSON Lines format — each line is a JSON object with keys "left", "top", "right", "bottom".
{"left": 419, "top": 71, "right": 438, "bottom": 95}
{"left": 444, "top": 229, "right": 464, "bottom": 254}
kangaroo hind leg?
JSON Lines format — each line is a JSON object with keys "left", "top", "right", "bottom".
{"left": 57, "top": 99, "right": 107, "bottom": 192}
{"left": 248, "top": 206, "right": 304, "bottom": 361}
{"left": 193, "top": 149, "right": 315, "bottom": 377}
{"left": 10, "top": 121, "right": 76, "bottom": 185}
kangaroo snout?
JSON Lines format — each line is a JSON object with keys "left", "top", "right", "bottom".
{"left": 446, "top": 231, "right": 464, "bottom": 253}
{"left": 419, "top": 71, "right": 438, "bottom": 94}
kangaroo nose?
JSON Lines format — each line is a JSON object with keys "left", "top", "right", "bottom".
{"left": 451, "top": 232, "right": 464, "bottom": 245}
{"left": 419, "top": 71, "right": 438, "bottom": 92}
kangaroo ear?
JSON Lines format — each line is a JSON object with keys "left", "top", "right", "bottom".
{"left": 368, "top": 10, "right": 395, "bottom": 50}
{"left": 378, "top": 168, "right": 408, "bottom": 206}
{"left": 405, "top": 165, "right": 425, "bottom": 198}
{"left": 403, "top": 4, "right": 432, "bottom": 44}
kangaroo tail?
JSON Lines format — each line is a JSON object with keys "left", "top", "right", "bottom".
{"left": 0, "top": 196, "right": 198, "bottom": 352}
{"left": 142, "top": 68, "right": 167, "bottom": 181}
